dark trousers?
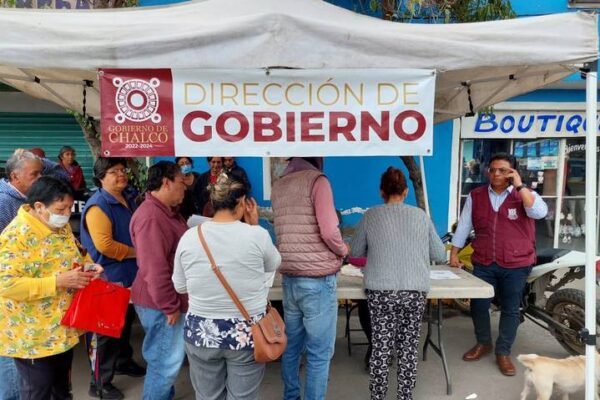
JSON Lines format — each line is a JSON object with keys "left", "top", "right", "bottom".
{"left": 470, "top": 263, "right": 532, "bottom": 355}
{"left": 14, "top": 349, "right": 73, "bottom": 400}
{"left": 271, "top": 300, "right": 284, "bottom": 320}
{"left": 357, "top": 300, "right": 372, "bottom": 360}
{"left": 86, "top": 304, "right": 136, "bottom": 387}
{"left": 358, "top": 300, "right": 372, "bottom": 342}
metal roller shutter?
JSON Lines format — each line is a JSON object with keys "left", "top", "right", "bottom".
{"left": 0, "top": 112, "right": 94, "bottom": 187}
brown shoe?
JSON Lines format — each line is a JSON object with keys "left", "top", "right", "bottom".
{"left": 462, "top": 343, "right": 493, "bottom": 361}
{"left": 496, "top": 355, "right": 516, "bottom": 376}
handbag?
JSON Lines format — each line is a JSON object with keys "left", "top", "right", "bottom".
{"left": 198, "top": 225, "right": 287, "bottom": 363}
{"left": 60, "top": 277, "right": 131, "bottom": 338}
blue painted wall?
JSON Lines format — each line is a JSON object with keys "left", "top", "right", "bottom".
{"left": 156, "top": 120, "right": 453, "bottom": 234}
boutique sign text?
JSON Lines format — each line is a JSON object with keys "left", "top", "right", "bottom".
{"left": 100, "top": 69, "right": 436, "bottom": 157}
{"left": 461, "top": 111, "right": 600, "bottom": 139}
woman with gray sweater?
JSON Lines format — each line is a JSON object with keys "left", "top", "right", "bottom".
{"left": 349, "top": 166, "right": 446, "bottom": 400}
{"left": 172, "top": 175, "right": 281, "bottom": 400}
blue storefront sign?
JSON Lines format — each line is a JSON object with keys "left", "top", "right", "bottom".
{"left": 463, "top": 111, "right": 600, "bottom": 138}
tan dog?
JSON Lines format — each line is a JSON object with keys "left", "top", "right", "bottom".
{"left": 517, "top": 353, "right": 600, "bottom": 400}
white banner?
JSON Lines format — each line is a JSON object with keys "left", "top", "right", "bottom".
{"left": 172, "top": 69, "right": 435, "bottom": 157}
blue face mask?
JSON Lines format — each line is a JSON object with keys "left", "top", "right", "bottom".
{"left": 180, "top": 164, "right": 193, "bottom": 175}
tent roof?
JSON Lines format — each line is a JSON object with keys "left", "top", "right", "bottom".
{"left": 0, "top": 0, "right": 597, "bottom": 122}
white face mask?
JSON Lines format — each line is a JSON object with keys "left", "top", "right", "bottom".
{"left": 37, "top": 206, "right": 70, "bottom": 229}
{"left": 47, "top": 212, "right": 70, "bottom": 229}
{"left": 180, "top": 164, "right": 193, "bottom": 175}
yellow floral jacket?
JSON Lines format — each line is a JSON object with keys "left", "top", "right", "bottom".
{"left": 0, "top": 205, "right": 91, "bottom": 359}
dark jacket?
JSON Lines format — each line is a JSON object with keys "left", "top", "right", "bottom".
{"left": 192, "top": 171, "right": 213, "bottom": 217}
{"left": 180, "top": 172, "right": 201, "bottom": 220}
{"left": 225, "top": 163, "right": 251, "bottom": 192}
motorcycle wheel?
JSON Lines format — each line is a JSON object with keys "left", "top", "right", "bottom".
{"left": 545, "top": 288, "right": 600, "bottom": 355}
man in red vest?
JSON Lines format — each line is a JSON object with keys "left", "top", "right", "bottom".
{"left": 450, "top": 153, "right": 548, "bottom": 376}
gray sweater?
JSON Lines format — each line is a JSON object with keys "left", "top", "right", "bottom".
{"left": 349, "top": 203, "right": 446, "bottom": 292}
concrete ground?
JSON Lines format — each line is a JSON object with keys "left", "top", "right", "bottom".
{"left": 70, "top": 306, "right": 584, "bottom": 400}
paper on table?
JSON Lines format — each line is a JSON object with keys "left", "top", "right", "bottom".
{"left": 341, "top": 264, "right": 364, "bottom": 278}
{"left": 187, "top": 214, "right": 211, "bottom": 228}
{"left": 430, "top": 270, "right": 461, "bottom": 280}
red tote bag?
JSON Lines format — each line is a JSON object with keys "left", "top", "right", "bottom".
{"left": 61, "top": 279, "right": 131, "bottom": 338}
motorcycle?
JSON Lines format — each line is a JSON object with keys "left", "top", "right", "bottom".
{"left": 442, "top": 230, "right": 600, "bottom": 355}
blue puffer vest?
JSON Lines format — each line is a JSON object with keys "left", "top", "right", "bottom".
{"left": 80, "top": 188, "right": 138, "bottom": 287}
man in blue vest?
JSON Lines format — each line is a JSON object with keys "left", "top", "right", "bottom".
{"left": 450, "top": 153, "right": 547, "bottom": 376}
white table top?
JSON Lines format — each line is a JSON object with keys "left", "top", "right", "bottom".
{"left": 268, "top": 265, "right": 494, "bottom": 300}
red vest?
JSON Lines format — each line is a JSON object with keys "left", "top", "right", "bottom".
{"left": 470, "top": 186, "right": 536, "bottom": 268}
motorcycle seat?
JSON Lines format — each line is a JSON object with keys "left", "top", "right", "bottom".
{"left": 535, "top": 248, "right": 570, "bottom": 265}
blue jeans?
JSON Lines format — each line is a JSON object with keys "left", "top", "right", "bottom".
{"left": 134, "top": 305, "right": 185, "bottom": 400}
{"left": 281, "top": 274, "right": 338, "bottom": 400}
{"left": 471, "top": 263, "right": 532, "bottom": 355}
{"left": 0, "top": 356, "right": 19, "bottom": 400}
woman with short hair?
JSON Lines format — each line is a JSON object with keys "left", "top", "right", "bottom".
{"left": 173, "top": 174, "right": 281, "bottom": 400}
{"left": 0, "top": 176, "right": 103, "bottom": 399}
{"left": 80, "top": 157, "right": 144, "bottom": 400}
{"left": 350, "top": 167, "right": 446, "bottom": 400}
{"left": 58, "top": 145, "right": 86, "bottom": 191}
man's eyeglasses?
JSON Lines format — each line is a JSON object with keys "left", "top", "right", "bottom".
{"left": 487, "top": 167, "right": 510, "bottom": 175}
{"left": 106, "top": 168, "right": 130, "bottom": 176}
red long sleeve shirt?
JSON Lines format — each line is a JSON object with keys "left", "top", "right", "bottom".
{"left": 130, "top": 193, "right": 189, "bottom": 315}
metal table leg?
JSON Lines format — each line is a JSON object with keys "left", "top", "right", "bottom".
{"left": 422, "top": 300, "right": 452, "bottom": 395}
{"left": 344, "top": 300, "right": 352, "bottom": 356}
{"left": 437, "top": 301, "right": 452, "bottom": 395}
{"left": 422, "top": 301, "right": 433, "bottom": 361}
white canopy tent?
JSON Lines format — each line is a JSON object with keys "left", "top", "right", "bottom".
{"left": 0, "top": 0, "right": 598, "bottom": 397}
{"left": 0, "top": 0, "right": 597, "bottom": 123}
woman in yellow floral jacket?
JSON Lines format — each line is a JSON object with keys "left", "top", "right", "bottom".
{"left": 0, "top": 176, "right": 103, "bottom": 400}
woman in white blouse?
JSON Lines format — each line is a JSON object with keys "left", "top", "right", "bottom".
{"left": 173, "top": 174, "right": 281, "bottom": 400}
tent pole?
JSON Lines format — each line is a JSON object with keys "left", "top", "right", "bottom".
{"left": 419, "top": 156, "right": 430, "bottom": 217}
{"left": 584, "top": 61, "right": 598, "bottom": 400}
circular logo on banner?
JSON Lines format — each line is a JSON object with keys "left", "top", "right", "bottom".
{"left": 113, "top": 77, "right": 161, "bottom": 124}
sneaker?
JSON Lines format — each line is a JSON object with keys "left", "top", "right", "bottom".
{"left": 88, "top": 383, "right": 125, "bottom": 400}
{"left": 115, "top": 359, "right": 146, "bottom": 377}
